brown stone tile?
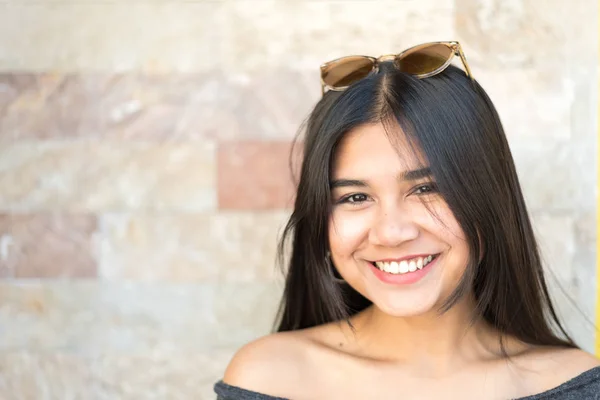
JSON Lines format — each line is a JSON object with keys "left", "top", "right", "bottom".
{"left": 225, "top": 69, "right": 318, "bottom": 139}
{"left": 0, "top": 73, "right": 224, "bottom": 141}
{"left": 0, "top": 70, "right": 316, "bottom": 141}
{"left": 0, "top": 214, "right": 97, "bottom": 279}
{"left": 218, "top": 141, "right": 302, "bottom": 210}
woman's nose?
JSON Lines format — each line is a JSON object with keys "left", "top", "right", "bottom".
{"left": 368, "top": 206, "right": 419, "bottom": 247}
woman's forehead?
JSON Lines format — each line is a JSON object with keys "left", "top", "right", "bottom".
{"left": 332, "top": 122, "right": 426, "bottom": 177}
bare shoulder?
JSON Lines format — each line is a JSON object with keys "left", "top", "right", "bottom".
{"left": 554, "top": 347, "right": 600, "bottom": 373}
{"left": 514, "top": 346, "right": 600, "bottom": 390}
{"left": 222, "top": 330, "right": 315, "bottom": 396}
{"left": 527, "top": 346, "right": 600, "bottom": 371}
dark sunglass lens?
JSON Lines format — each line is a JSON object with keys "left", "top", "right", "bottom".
{"left": 396, "top": 44, "right": 453, "bottom": 76}
{"left": 322, "top": 57, "right": 375, "bottom": 88}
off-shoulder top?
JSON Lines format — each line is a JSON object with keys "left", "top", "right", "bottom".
{"left": 214, "top": 366, "right": 600, "bottom": 399}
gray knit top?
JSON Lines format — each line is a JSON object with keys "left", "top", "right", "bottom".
{"left": 214, "top": 366, "right": 600, "bottom": 399}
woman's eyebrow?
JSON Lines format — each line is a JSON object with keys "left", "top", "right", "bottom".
{"left": 330, "top": 167, "right": 432, "bottom": 189}
{"left": 401, "top": 167, "right": 432, "bottom": 181}
{"left": 330, "top": 179, "right": 367, "bottom": 190}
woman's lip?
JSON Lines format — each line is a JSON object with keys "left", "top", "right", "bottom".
{"left": 370, "top": 253, "right": 440, "bottom": 263}
{"left": 368, "top": 255, "right": 439, "bottom": 285}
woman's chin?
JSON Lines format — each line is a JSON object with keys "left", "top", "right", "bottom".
{"left": 372, "top": 297, "right": 440, "bottom": 318}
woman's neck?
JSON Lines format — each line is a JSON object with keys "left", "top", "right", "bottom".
{"left": 338, "top": 296, "right": 515, "bottom": 375}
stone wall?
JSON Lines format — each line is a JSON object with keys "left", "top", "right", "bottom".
{"left": 0, "top": 0, "right": 597, "bottom": 398}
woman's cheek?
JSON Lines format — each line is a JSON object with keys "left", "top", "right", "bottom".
{"left": 329, "top": 209, "right": 373, "bottom": 254}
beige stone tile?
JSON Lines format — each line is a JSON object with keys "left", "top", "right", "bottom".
{"left": 574, "top": 211, "right": 597, "bottom": 252}
{"left": 0, "top": 281, "right": 217, "bottom": 354}
{"left": 455, "top": 0, "right": 589, "bottom": 68}
{"left": 224, "top": 0, "right": 455, "bottom": 71}
{"left": 568, "top": 264, "right": 597, "bottom": 353}
{"left": 98, "top": 212, "right": 290, "bottom": 282}
{"left": 530, "top": 213, "right": 576, "bottom": 287}
{"left": 0, "top": 213, "right": 97, "bottom": 279}
{"left": 475, "top": 68, "right": 573, "bottom": 140}
{"left": 547, "top": 278, "right": 595, "bottom": 352}
{"left": 529, "top": 211, "right": 596, "bottom": 351}
{"left": 0, "top": 350, "right": 234, "bottom": 399}
{"left": 0, "top": 3, "right": 224, "bottom": 72}
{"left": 209, "top": 212, "right": 290, "bottom": 283}
{"left": 510, "top": 138, "right": 593, "bottom": 212}
{"left": 571, "top": 210, "right": 597, "bottom": 352}
{"left": 0, "top": 281, "right": 280, "bottom": 353}
{"left": 570, "top": 71, "right": 598, "bottom": 142}
{"left": 524, "top": 211, "right": 595, "bottom": 350}
{"left": 0, "top": 352, "right": 96, "bottom": 399}
{"left": 213, "top": 282, "right": 282, "bottom": 348}
{"left": 0, "top": 141, "right": 216, "bottom": 212}
{"left": 549, "top": 287, "right": 594, "bottom": 350}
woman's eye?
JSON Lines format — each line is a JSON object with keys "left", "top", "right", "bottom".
{"left": 340, "top": 193, "right": 369, "bottom": 204}
{"left": 413, "top": 183, "right": 438, "bottom": 195}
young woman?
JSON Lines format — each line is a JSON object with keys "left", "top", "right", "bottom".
{"left": 214, "top": 41, "right": 600, "bottom": 399}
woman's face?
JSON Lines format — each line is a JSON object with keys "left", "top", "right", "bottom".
{"left": 328, "top": 122, "right": 470, "bottom": 317}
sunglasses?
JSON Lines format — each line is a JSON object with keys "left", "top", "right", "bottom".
{"left": 319, "top": 41, "right": 473, "bottom": 95}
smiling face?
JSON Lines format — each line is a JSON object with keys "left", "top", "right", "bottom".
{"left": 328, "top": 122, "right": 471, "bottom": 317}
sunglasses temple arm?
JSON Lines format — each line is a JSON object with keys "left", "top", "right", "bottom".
{"left": 455, "top": 44, "right": 474, "bottom": 81}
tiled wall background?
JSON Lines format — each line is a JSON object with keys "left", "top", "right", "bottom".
{"left": 0, "top": 0, "right": 597, "bottom": 398}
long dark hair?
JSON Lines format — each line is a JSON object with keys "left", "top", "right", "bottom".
{"left": 275, "top": 63, "right": 576, "bottom": 350}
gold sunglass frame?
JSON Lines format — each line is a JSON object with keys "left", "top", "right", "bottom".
{"left": 319, "top": 41, "right": 474, "bottom": 95}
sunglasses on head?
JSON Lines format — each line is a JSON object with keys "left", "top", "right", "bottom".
{"left": 319, "top": 41, "right": 474, "bottom": 95}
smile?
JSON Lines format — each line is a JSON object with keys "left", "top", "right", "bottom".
{"left": 373, "top": 254, "right": 439, "bottom": 275}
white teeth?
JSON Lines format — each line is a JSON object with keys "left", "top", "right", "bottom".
{"left": 408, "top": 260, "right": 417, "bottom": 272}
{"left": 374, "top": 254, "right": 436, "bottom": 275}
{"left": 399, "top": 260, "right": 409, "bottom": 273}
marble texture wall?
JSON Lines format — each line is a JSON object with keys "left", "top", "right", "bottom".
{"left": 0, "top": 0, "right": 597, "bottom": 398}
